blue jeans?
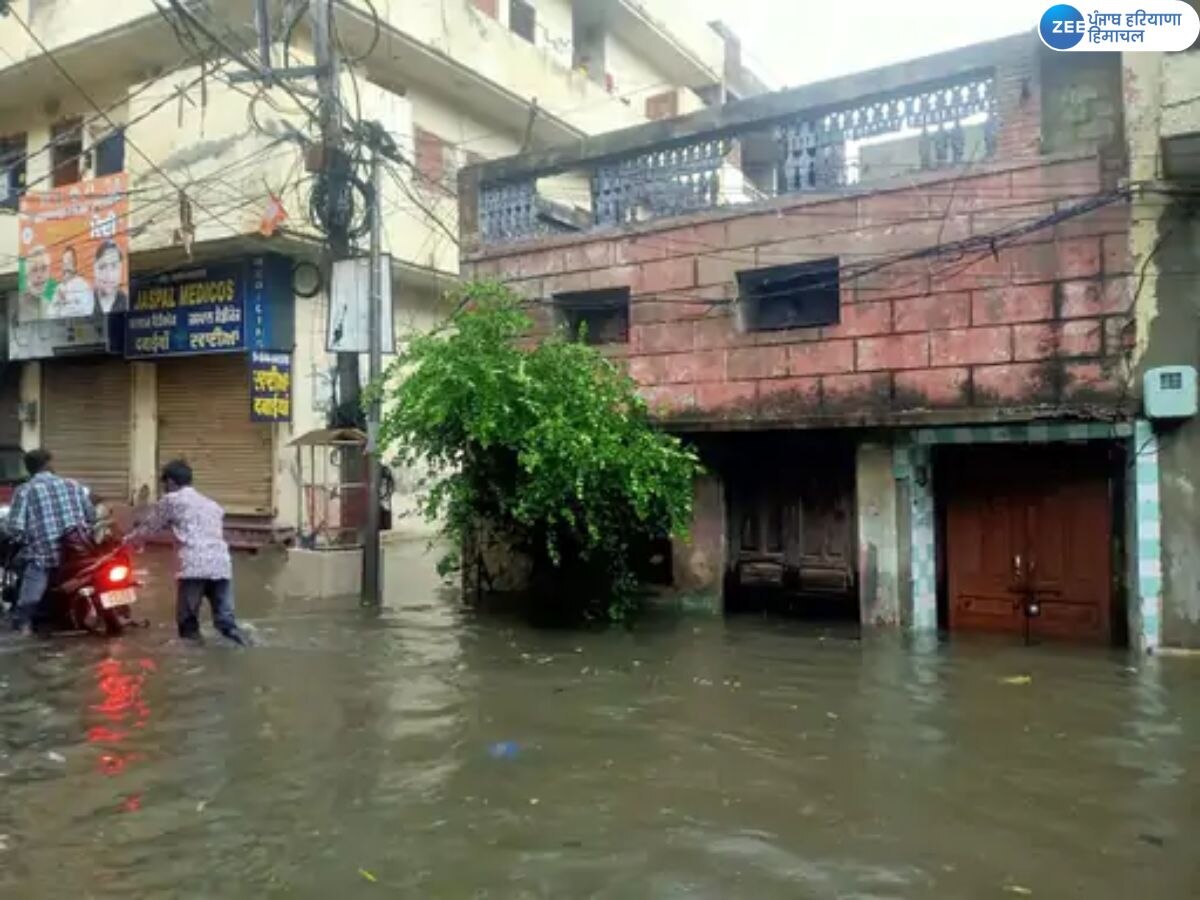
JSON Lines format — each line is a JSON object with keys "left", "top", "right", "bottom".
{"left": 12, "top": 562, "right": 50, "bottom": 631}
{"left": 177, "top": 579, "right": 245, "bottom": 645}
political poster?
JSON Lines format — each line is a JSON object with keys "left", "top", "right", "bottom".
{"left": 17, "top": 172, "right": 129, "bottom": 322}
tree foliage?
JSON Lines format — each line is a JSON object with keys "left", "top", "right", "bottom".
{"left": 374, "top": 281, "right": 701, "bottom": 619}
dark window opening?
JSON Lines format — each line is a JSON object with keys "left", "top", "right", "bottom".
{"left": 93, "top": 128, "right": 125, "bottom": 177}
{"left": 0, "top": 134, "right": 27, "bottom": 211}
{"left": 631, "top": 534, "right": 673, "bottom": 586}
{"left": 738, "top": 257, "right": 840, "bottom": 332}
{"left": 51, "top": 118, "right": 84, "bottom": 188}
{"left": 554, "top": 287, "right": 630, "bottom": 345}
{"left": 510, "top": 0, "right": 536, "bottom": 43}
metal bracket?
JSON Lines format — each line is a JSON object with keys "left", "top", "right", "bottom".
{"left": 226, "top": 65, "right": 329, "bottom": 84}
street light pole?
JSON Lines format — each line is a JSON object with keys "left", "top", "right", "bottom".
{"left": 362, "top": 133, "right": 384, "bottom": 608}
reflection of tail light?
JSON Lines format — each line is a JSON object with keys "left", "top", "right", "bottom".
{"left": 105, "top": 563, "right": 131, "bottom": 586}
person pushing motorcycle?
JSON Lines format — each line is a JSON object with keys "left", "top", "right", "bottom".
{"left": 124, "top": 460, "right": 246, "bottom": 646}
{"left": 4, "top": 449, "right": 95, "bottom": 635}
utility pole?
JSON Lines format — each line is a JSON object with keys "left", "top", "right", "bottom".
{"left": 311, "top": 0, "right": 360, "bottom": 415}
{"left": 363, "top": 130, "right": 384, "bottom": 608}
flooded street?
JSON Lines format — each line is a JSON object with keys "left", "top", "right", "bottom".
{"left": 0, "top": 543, "right": 1197, "bottom": 898}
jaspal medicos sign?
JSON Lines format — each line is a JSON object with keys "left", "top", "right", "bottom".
{"left": 1039, "top": 2, "right": 1199, "bottom": 50}
{"left": 124, "top": 255, "right": 294, "bottom": 358}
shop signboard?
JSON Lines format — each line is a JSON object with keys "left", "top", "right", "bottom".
{"left": 125, "top": 255, "right": 293, "bottom": 358}
{"left": 249, "top": 351, "right": 292, "bottom": 423}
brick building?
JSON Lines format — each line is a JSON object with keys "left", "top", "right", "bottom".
{"left": 456, "top": 34, "right": 1167, "bottom": 649}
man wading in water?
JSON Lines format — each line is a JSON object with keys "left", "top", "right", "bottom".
{"left": 125, "top": 460, "right": 247, "bottom": 645}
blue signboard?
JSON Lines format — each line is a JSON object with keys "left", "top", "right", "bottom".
{"left": 249, "top": 351, "right": 292, "bottom": 422}
{"left": 124, "top": 255, "right": 293, "bottom": 358}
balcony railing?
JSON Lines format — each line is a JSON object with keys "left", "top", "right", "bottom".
{"left": 462, "top": 36, "right": 1033, "bottom": 248}
{"left": 474, "top": 69, "right": 998, "bottom": 245}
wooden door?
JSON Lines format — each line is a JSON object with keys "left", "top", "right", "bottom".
{"left": 729, "top": 452, "right": 854, "bottom": 595}
{"left": 944, "top": 446, "right": 1112, "bottom": 643}
{"left": 1024, "top": 455, "right": 1111, "bottom": 642}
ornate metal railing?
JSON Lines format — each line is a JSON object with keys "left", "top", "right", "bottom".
{"left": 479, "top": 181, "right": 544, "bottom": 243}
{"left": 591, "top": 138, "right": 732, "bottom": 227}
{"left": 777, "top": 74, "right": 997, "bottom": 192}
{"left": 475, "top": 71, "right": 998, "bottom": 244}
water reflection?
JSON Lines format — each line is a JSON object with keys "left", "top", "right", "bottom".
{"left": 0, "top": 542, "right": 1196, "bottom": 897}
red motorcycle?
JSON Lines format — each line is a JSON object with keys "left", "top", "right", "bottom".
{"left": 2, "top": 533, "right": 143, "bottom": 636}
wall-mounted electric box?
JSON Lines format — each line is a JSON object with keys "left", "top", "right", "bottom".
{"left": 1144, "top": 366, "right": 1198, "bottom": 420}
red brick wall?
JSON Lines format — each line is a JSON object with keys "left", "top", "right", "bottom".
{"left": 467, "top": 154, "right": 1132, "bottom": 426}
{"left": 463, "top": 48, "right": 1132, "bottom": 427}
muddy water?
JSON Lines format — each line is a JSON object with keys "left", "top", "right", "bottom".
{"left": 1, "top": 543, "right": 1197, "bottom": 898}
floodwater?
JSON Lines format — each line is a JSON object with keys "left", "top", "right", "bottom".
{"left": 1, "top": 543, "right": 1197, "bottom": 899}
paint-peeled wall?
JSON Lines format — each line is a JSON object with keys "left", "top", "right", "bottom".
{"left": 1126, "top": 50, "right": 1200, "bottom": 648}
{"left": 280, "top": 280, "right": 447, "bottom": 540}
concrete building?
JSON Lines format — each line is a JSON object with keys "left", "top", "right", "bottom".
{"left": 1125, "top": 49, "right": 1200, "bottom": 649}
{"left": 457, "top": 33, "right": 1184, "bottom": 650}
{"left": 0, "top": 0, "right": 754, "bottom": 546}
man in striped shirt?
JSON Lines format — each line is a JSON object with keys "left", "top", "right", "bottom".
{"left": 6, "top": 448, "right": 95, "bottom": 634}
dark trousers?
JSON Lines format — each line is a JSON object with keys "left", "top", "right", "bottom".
{"left": 177, "top": 579, "right": 244, "bottom": 645}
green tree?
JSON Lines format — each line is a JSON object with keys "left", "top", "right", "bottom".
{"left": 374, "top": 281, "right": 700, "bottom": 620}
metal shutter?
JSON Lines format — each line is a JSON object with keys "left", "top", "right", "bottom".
{"left": 0, "top": 365, "right": 21, "bottom": 445}
{"left": 41, "top": 358, "right": 131, "bottom": 502}
{"left": 156, "top": 355, "right": 273, "bottom": 515}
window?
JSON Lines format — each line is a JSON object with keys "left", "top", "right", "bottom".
{"left": 414, "top": 127, "right": 448, "bottom": 191}
{"left": 0, "top": 134, "right": 26, "bottom": 211}
{"left": 510, "top": 0, "right": 536, "bottom": 43}
{"left": 738, "top": 258, "right": 840, "bottom": 332}
{"left": 50, "top": 118, "right": 83, "bottom": 188}
{"left": 472, "top": 0, "right": 498, "bottom": 17}
{"left": 93, "top": 128, "right": 125, "bottom": 177}
{"left": 554, "top": 287, "right": 630, "bottom": 345}
{"left": 645, "top": 91, "right": 679, "bottom": 122}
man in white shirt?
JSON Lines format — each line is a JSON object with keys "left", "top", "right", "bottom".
{"left": 51, "top": 246, "right": 95, "bottom": 318}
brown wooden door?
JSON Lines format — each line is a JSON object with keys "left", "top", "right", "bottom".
{"left": 944, "top": 447, "right": 1112, "bottom": 643}
{"left": 1024, "top": 456, "right": 1111, "bottom": 641}
{"left": 729, "top": 453, "right": 854, "bottom": 595}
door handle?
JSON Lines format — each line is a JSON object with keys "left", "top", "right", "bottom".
{"left": 1012, "top": 553, "right": 1023, "bottom": 582}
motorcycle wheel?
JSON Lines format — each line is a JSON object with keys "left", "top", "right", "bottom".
{"left": 100, "top": 608, "right": 123, "bottom": 637}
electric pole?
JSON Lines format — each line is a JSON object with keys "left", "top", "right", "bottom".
{"left": 363, "top": 129, "right": 384, "bottom": 608}
{"left": 311, "top": 0, "right": 361, "bottom": 422}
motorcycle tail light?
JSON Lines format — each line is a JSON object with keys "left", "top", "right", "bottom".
{"left": 105, "top": 563, "right": 131, "bottom": 586}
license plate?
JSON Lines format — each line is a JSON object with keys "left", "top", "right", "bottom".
{"left": 99, "top": 588, "right": 138, "bottom": 610}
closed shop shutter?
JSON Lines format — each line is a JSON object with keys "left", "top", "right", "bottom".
{"left": 42, "top": 358, "right": 132, "bottom": 502}
{"left": 156, "top": 354, "right": 273, "bottom": 515}
{"left": 0, "top": 365, "right": 21, "bottom": 445}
